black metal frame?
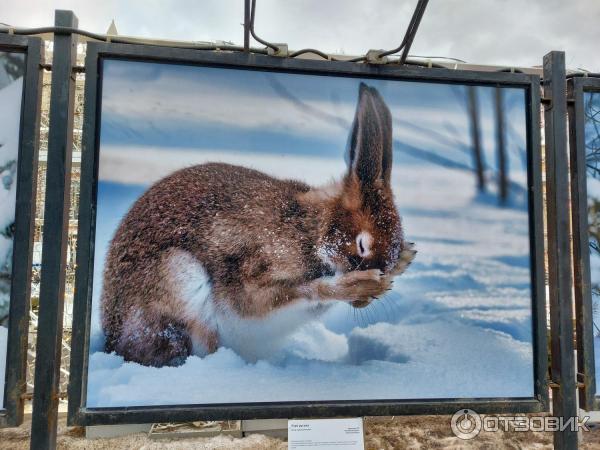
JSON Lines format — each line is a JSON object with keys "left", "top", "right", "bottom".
{"left": 543, "top": 51, "right": 578, "bottom": 449}
{"left": 30, "top": 10, "right": 78, "bottom": 448}
{"left": 68, "top": 41, "right": 549, "bottom": 426}
{"left": 569, "top": 76, "right": 600, "bottom": 411}
{"left": 0, "top": 34, "right": 43, "bottom": 428}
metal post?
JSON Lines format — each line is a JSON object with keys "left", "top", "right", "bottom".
{"left": 30, "top": 10, "right": 78, "bottom": 450}
{"left": 543, "top": 51, "right": 578, "bottom": 450}
{"left": 244, "top": 0, "right": 251, "bottom": 51}
{"left": 0, "top": 34, "right": 43, "bottom": 429}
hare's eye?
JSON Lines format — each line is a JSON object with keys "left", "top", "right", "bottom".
{"left": 356, "top": 231, "right": 373, "bottom": 258}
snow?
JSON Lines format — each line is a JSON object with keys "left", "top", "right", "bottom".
{"left": 86, "top": 158, "right": 535, "bottom": 407}
{"left": 88, "top": 321, "right": 531, "bottom": 407}
{"left": 216, "top": 300, "right": 333, "bottom": 363}
{"left": 101, "top": 60, "right": 501, "bottom": 147}
{"left": 99, "top": 145, "right": 348, "bottom": 187}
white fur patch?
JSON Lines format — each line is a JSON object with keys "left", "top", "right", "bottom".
{"left": 166, "top": 249, "right": 215, "bottom": 356}
{"left": 216, "top": 300, "right": 332, "bottom": 362}
{"left": 166, "top": 249, "right": 333, "bottom": 361}
{"left": 356, "top": 231, "right": 373, "bottom": 258}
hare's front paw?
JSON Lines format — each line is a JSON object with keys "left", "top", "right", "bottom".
{"left": 389, "top": 242, "right": 417, "bottom": 276}
{"left": 334, "top": 269, "right": 392, "bottom": 302}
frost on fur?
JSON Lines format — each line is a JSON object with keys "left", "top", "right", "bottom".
{"left": 99, "top": 84, "right": 413, "bottom": 367}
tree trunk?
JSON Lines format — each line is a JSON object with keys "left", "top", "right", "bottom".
{"left": 495, "top": 87, "right": 508, "bottom": 204}
{"left": 467, "top": 86, "right": 485, "bottom": 192}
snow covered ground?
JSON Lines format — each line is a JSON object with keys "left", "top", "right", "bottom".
{"left": 0, "top": 74, "right": 24, "bottom": 409}
{"left": 87, "top": 149, "right": 534, "bottom": 407}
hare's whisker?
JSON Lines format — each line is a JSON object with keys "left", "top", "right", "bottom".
{"left": 362, "top": 306, "right": 370, "bottom": 325}
{"left": 378, "top": 294, "right": 396, "bottom": 320}
{"left": 376, "top": 297, "right": 391, "bottom": 320}
{"left": 355, "top": 257, "right": 366, "bottom": 271}
{"left": 370, "top": 304, "right": 379, "bottom": 323}
{"left": 365, "top": 305, "right": 374, "bottom": 325}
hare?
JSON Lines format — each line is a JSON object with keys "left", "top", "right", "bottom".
{"left": 100, "top": 82, "right": 416, "bottom": 366}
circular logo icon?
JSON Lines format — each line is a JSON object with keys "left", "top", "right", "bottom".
{"left": 451, "top": 409, "right": 482, "bottom": 440}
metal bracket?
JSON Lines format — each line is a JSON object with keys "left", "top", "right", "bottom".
{"left": 541, "top": 96, "right": 575, "bottom": 108}
{"left": 366, "top": 50, "right": 388, "bottom": 65}
{"left": 267, "top": 43, "right": 288, "bottom": 57}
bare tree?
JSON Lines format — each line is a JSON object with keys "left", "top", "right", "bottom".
{"left": 0, "top": 52, "right": 25, "bottom": 91}
{"left": 495, "top": 88, "right": 508, "bottom": 204}
{"left": 467, "top": 86, "right": 486, "bottom": 192}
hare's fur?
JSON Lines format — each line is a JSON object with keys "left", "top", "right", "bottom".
{"left": 100, "top": 83, "right": 416, "bottom": 367}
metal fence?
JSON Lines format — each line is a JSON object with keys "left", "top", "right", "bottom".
{"left": 0, "top": 5, "right": 597, "bottom": 450}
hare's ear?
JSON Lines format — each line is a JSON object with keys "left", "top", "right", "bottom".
{"left": 346, "top": 83, "right": 393, "bottom": 187}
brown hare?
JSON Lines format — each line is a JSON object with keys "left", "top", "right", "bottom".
{"left": 101, "top": 82, "right": 416, "bottom": 366}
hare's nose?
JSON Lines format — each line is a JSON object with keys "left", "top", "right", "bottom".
{"left": 356, "top": 231, "right": 373, "bottom": 258}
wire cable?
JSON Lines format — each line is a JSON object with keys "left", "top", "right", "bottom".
{"left": 289, "top": 48, "right": 338, "bottom": 60}
{"left": 0, "top": 25, "right": 269, "bottom": 54}
{"left": 380, "top": 0, "right": 429, "bottom": 60}
{"left": 410, "top": 55, "right": 467, "bottom": 63}
{"left": 246, "top": 0, "right": 430, "bottom": 65}
{"left": 1, "top": 1, "right": 434, "bottom": 67}
{"left": 567, "top": 72, "right": 600, "bottom": 79}
{"left": 249, "top": 0, "right": 279, "bottom": 53}
{"left": 0, "top": 22, "right": 540, "bottom": 75}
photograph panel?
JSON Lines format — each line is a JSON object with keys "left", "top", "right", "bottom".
{"left": 86, "top": 59, "right": 535, "bottom": 407}
{"left": 0, "top": 51, "right": 25, "bottom": 409}
{"left": 585, "top": 91, "right": 600, "bottom": 391}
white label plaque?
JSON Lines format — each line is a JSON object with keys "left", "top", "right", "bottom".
{"left": 288, "top": 418, "right": 365, "bottom": 450}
